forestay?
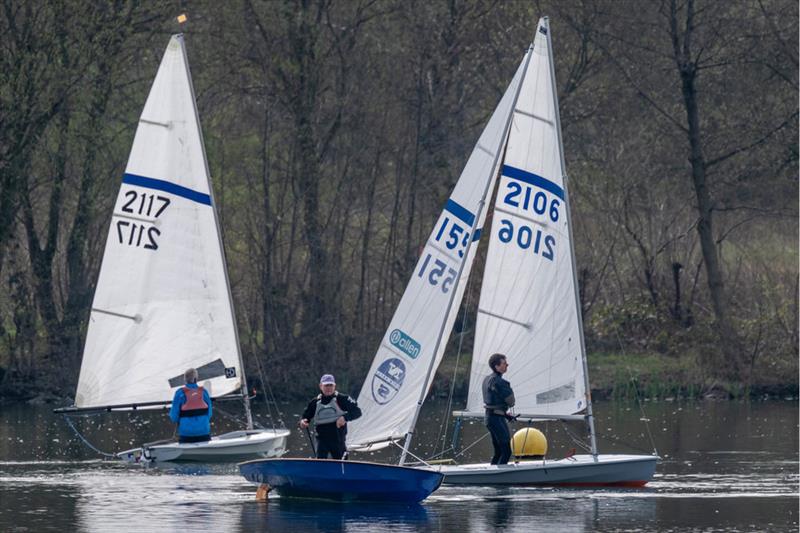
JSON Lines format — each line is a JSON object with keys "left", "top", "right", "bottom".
{"left": 347, "top": 52, "right": 530, "bottom": 450}
{"left": 75, "top": 35, "right": 242, "bottom": 408}
{"left": 465, "top": 19, "right": 586, "bottom": 418}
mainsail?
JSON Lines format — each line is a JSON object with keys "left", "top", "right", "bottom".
{"left": 75, "top": 35, "right": 242, "bottom": 408}
{"left": 465, "top": 18, "right": 586, "bottom": 417}
{"left": 347, "top": 51, "right": 530, "bottom": 450}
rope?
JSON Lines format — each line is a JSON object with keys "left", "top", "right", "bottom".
{"left": 446, "top": 431, "right": 491, "bottom": 463}
{"left": 424, "top": 445, "right": 455, "bottom": 462}
{"left": 62, "top": 414, "right": 117, "bottom": 459}
{"left": 252, "top": 347, "right": 285, "bottom": 428}
{"left": 390, "top": 439, "right": 433, "bottom": 467}
{"left": 559, "top": 419, "right": 593, "bottom": 453}
{"left": 213, "top": 403, "right": 257, "bottom": 428}
{"left": 614, "top": 329, "right": 659, "bottom": 456}
{"left": 435, "top": 275, "right": 474, "bottom": 457}
{"left": 594, "top": 431, "right": 659, "bottom": 456}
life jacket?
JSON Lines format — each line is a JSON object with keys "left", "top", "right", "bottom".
{"left": 313, "top": 392, "right": 346, "bottom": 425}
{"left": 179, "top": 386, "right": 209, "bottom": 418}
{"left": 483, "top": 373, "right": 513, "bottom": 415}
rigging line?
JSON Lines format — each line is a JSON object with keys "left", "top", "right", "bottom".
{"left": 213, "top": 403, "right": 252, "bottom": 428}
{"left": 425, "top": 445, "right": 455, "bottom": 462}
{"left": 614, "top": 328, "right": 659, "bottom": 456}
{"left": 559, "top": 419, "right": 593, "bottom": 453}
{"left": 450, "top": 430, "right": 491, "bottom": 461}
{"left": 435, "top": 273, "right": 474, "bottom": 457}
{"left": 62, "top": 414, "right": 117, "bottom": 459}
{"left": 593, "top": 431, "right": 659, "bottom": 456}
{"left": 252, "top": 346, "right": 284, "bottom": 428}
{"left": 388, "top": 439, "right": 433, "bottom": 467}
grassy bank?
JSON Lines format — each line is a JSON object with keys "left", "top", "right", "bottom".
{"left": 429, "top": 350, "right": 799, "bottom": 403}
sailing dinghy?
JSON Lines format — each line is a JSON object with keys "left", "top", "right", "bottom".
{"left": 347, "top": 17, "right": 657, "bottom": 486}
{"left": 235, "top": 18, "right": 533, "bottom": 503}
{"left": 55, "top": 34, "right": 289, "bottom": 463}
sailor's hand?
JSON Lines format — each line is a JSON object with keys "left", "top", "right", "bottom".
{"left": 505, "top": 413, "right": 518, "bottom": 422}
{"left": 336, "top": 416, "right": 346, "bottom": 428}
{"left": 299, "top": 419, "right": 309, "bottom": 429}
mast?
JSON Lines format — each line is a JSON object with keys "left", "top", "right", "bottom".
{"left": 398, "top": 42, "right": 535, "bottom": 465}
{"left": 542, "top": 17, "right": 598, "bottom": 459}
{"left": 178, "top": 34, "right": 254, "bottom": 430}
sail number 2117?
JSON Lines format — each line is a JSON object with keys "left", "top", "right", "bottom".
{"left": 115, "top": 190, "right": 171, "bottom": 251}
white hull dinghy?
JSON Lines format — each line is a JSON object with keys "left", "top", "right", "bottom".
{"left": 436, "top": 454, "right": 656, "bottom": 487}
{"left": 347, "top": 17, "right": 657, "bottom": 485}
{"left": 55, "top": 34, "right": 288, "bottom": 463}
{"left": 119, "top": 429, "right": 290, "bottom": 463}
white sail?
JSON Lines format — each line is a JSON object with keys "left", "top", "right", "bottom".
{"left": 465, "top": 18, "right": 586, "bottom": 417}
{"left": 347, "top": 53, "right": 529, "bottom": 449}
{"left": 75, "top": 35, "right": 242, "bottom": 408}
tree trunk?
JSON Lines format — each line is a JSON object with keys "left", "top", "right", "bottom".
{"left": 671, "top": 0, "right": 741, "bottom": 373}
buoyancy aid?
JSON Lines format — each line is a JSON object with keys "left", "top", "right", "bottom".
{"left": 313, "top": 392, "right": 346, "bottom": 425}
{"left": 179, "top": 386, "right": 209, "bottom": 418}
{"left": 483, "top": 373, "right": 515, "bottom": 415}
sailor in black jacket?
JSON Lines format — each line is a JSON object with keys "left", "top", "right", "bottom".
{"left": 299, "top": 374, "right": 362, "bottom": 459}
{"left": 482, "top": 353, "right": 515, "bottom": 464}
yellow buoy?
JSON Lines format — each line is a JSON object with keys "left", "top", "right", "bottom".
{"left": 511, "top": 427, "right": 547, "bottom": 459}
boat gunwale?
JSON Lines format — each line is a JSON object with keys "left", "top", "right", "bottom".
{"left": 238, "top": 456, "right": 446, "bottom": 478}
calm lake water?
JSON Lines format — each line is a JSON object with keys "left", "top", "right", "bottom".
{"left": 0, "top": 398, "right": 797, "bottom": 532}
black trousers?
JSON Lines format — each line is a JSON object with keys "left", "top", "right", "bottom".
{"left": 316, "top": 435, "right": 347, "bottom": 459}
{"left": 485, "top": 413, "right": 512, "bottom": 465}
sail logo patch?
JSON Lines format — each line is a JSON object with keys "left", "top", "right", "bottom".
{"left": 389, "top": 329, "right": 421, "bottom": 359}
{"left": 371, "top": 357, "right": 406, "bottom": 405}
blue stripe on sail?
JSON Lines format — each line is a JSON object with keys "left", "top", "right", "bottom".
{"left": 472, "top": 228, "right": 482, "bottom": 242}
{"left": 501, "top": 165, "right": 564, "bottom": 200}
{"left": 445, "top": 199, "right": 475, "bottom": 227}
{"left": 122, "top": 173, "right": 212, "bottom": 206}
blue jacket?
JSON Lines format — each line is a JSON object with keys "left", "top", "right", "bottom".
{"left": 169, "top": 383, "right": 212, "bottom": 437}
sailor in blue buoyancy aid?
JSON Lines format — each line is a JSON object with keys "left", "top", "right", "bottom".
{"left": 169, "top": 368, "right": 212, "bottom": 443}
{"left": 299, "top": 374, "right": 362, "bottom": 459}
{"left": 483, "top": 353, "right": 516, "bottom": 464}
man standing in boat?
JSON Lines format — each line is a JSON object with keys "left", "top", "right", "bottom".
{"left": 169, "top": 368, "right": 212, "bottom": 443}
{"left": 299, "top": 374, "right": 362, "bottom": 459}
{"left": 483, "top": 353, "right": 515, "bottom": 465}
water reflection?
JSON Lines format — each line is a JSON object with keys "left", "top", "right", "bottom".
{"left": 73, "top": 469, "right": 246, "bottom": 531}
{"left": 429, "top": 487, "right": 658, "bottom": 532}
{"left": 240, "top": 499, "right": 429, "bottom": 533}
{"left": 0, "top": 399, "right": 797, "bottom": 532}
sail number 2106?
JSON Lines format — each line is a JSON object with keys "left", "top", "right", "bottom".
{"left": 497, "top": 219, "right": 555, "bottom": 261}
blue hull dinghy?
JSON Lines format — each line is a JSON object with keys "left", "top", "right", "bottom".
{"left": 239, "top": 458, "right": 443, "bottom": 503}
